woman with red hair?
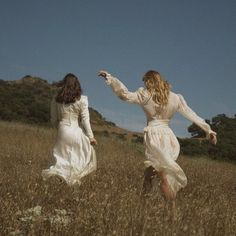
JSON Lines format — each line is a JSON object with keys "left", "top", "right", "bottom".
{"left": 98, "top": 70, "right": 217, "bottom": 200}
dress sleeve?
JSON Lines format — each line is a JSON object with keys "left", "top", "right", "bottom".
{"left": 105, "top": 74, "right": 150, "bottom": 105}
{"left": 50, "top": 98, "right": 58, "bottom": 127}
{"left": 177, "top": 94, "right": 216, "bottom": 137}
{"left": 80, "top": 96, "right": 94, "bottom": 139}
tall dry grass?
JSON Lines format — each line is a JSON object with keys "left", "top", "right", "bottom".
{"left": 0, "top": 121, "right": 235, "bottom": 235}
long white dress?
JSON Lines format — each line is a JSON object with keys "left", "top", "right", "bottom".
{"left": 104, "top": 74, "right": 216, "bottom": 194}
{"left": 42, "top": 95, "right": 96, "bottom": 186}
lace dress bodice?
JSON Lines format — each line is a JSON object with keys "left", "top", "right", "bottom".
{"left": 50, "top": 95, "right": 94, "bottom": 139}
{"left": 105, "top": 74, "right": 216, "bottom": 136}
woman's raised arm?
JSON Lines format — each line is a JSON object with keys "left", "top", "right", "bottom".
{"left": 98, "top": 70, "right": 149, "bottom": 105}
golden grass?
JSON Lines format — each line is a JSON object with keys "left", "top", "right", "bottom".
{"left": 0, "top": 121, "right": 235, "bottom": 235}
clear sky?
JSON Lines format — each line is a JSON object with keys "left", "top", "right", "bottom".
{"left": 0, "top": 0, "right": 235, "bottom": 137}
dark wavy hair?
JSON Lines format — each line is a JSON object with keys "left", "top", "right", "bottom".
{"left": 55, "top": 73, "right": 82, "bottom": 104}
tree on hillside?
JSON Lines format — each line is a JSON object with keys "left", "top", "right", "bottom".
{"left": 188, "top": 119, "right": 211, "bottom": 138}
{"left": 185, "top": 114, "right": 236, "bottom": 161}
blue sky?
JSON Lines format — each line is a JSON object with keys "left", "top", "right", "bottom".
{"left": 0, "top": 0, "right": 235, "bottom": 137}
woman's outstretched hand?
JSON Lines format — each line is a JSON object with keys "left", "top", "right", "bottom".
{"left": 90, "top": 138, "right": 97, "bottom": 146}
{"left": 98, "top": 70, "right": 109, "bottom": 80}
{"left": 209, "top": 133, "right": 217, "bottom": 145}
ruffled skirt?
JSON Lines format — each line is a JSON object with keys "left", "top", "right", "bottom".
{"left": 143, "top": 119, "right": 187, "bottom": 194}
{"left": 42, "top": 122, "right": 96, "bottom": 185}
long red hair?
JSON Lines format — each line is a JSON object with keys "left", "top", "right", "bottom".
{"left": 143, "top": 70, "right": 170, "bottom": 107}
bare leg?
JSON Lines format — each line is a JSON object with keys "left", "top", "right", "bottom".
{"left": 142, "top": 166, "right": 157, "bottom": 195}
{"left": 157, "top": 171, "right": 176, "bottom": 201}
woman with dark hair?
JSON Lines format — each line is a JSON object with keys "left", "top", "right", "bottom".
{"left": 98, "top": 70, "right": 217, "bottom": 200}
{"left": 42, "top": 73, "right": 97, "bottom": 185}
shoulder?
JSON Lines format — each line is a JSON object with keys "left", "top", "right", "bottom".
{"left": 136, "top": 87, "right": 149, "bottom": 97}
{"left": 167, "top": 92, "right": 185, "bottom": 108}
{"left": 170, "top": 92, "right": 188, "bottom": 108}
{"left": 170, "top": 91, "right": 183, "bottom": 100}
{"left": 136, "top": 87, "right": 151, "bottom": 103}
{"left": 170, "top": 91, "right": 179, "bottom": 97}
{"left": 80, "top": 95, "right": 88, "bottom": 102}
{"left": 75, "top": 95, "right": 89, "bottom": 107}
{"left": 137, "top": 87, "right": 146, "bottom": 93}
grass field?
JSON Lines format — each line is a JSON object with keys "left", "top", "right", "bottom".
{"left": 0, "top": 121, "right": 235, "bottom": 236}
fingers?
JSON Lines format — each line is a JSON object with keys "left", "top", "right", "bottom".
{"left": 98, "top": 70, "right": 109, "bottom": 79}
{"left": 98, "top": 70, "right": 106, "bottom": 76}
{"left": 213, "top": 136, "right": 217, "bottom": 145}
{"left": 90, "top": 139, "right": 98, "bottom": 146}
{"left": 98, "top": 73, "right": 107, "bottom": 78}
{"left": 98, "top": 70, "right": 106, "bottom": 73}
{"left": 209, "top": 133, "right": 217, "bottom": 145}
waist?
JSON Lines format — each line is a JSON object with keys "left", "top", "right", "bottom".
{"left": 61, "top": 113, "right": 78, "bottom": 119}
{"left": 59, "top": 114, "right": 79, "bottom": 126}
{"left": 147, "top": 119, "right": 170, "bottom": 127}
{"left": 59, "top": 120, "right": 78, "bottom": 126}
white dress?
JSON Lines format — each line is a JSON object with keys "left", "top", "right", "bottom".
{"left": 105, "top": 74, "right": 216, "bottom": 194}
{"left": 42, "top": 95, "right": 96, "bottom": 186}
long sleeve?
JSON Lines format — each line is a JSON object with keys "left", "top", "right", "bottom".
{"left": 105, "top": 74, "right": 150, "bottom": 105}
{"left": 80, "top": 96, "right": 94, "bottom": 139}
{"left": 177, "top": 94, "right": 216, "bottom": 137}
{"left": 50, "top": 98, "right": 58, "bottom": 127}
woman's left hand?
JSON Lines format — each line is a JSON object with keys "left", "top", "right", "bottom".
{"left": 209, "top": 133, "right": 217, "bottom": 145}
{"left": 90, "top": 138, "right": 97, "bottom": 146}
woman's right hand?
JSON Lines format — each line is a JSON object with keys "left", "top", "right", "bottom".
{"left": 98, "top": 70, "right": 109, "bottom": 80}
{"left": 90, "top": 138, "right": 98, "bottom": 146}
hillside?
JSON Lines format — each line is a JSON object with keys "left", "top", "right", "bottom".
{"left": 0, "top": 75, "right": 131, "bottom": 135}
{"left": 179, "top": 114, "right": 236, "bottom": 161}
{"left": 0, "top": 121, "right": 235, "bottom": 235}
{"left": 0, "top": 75, "right": 110, "bottom": 125}
{"left": 1, "top": 76, "right": 235, "bottom": 160}
{"left": 0, "top": 75, "right": 153, "bottom": 145}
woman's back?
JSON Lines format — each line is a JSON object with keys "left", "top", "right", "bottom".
{"left": 42, "top": 73, "right": 97, "bottom": 185}
{"left": 51, "top": 95, "right": 94, "bottom": 139}
{"left": 56, "top": 95, "right": 86, "bottom": 124}
{"left": 141, "top": 90, "right": 180, "bottom": 122}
